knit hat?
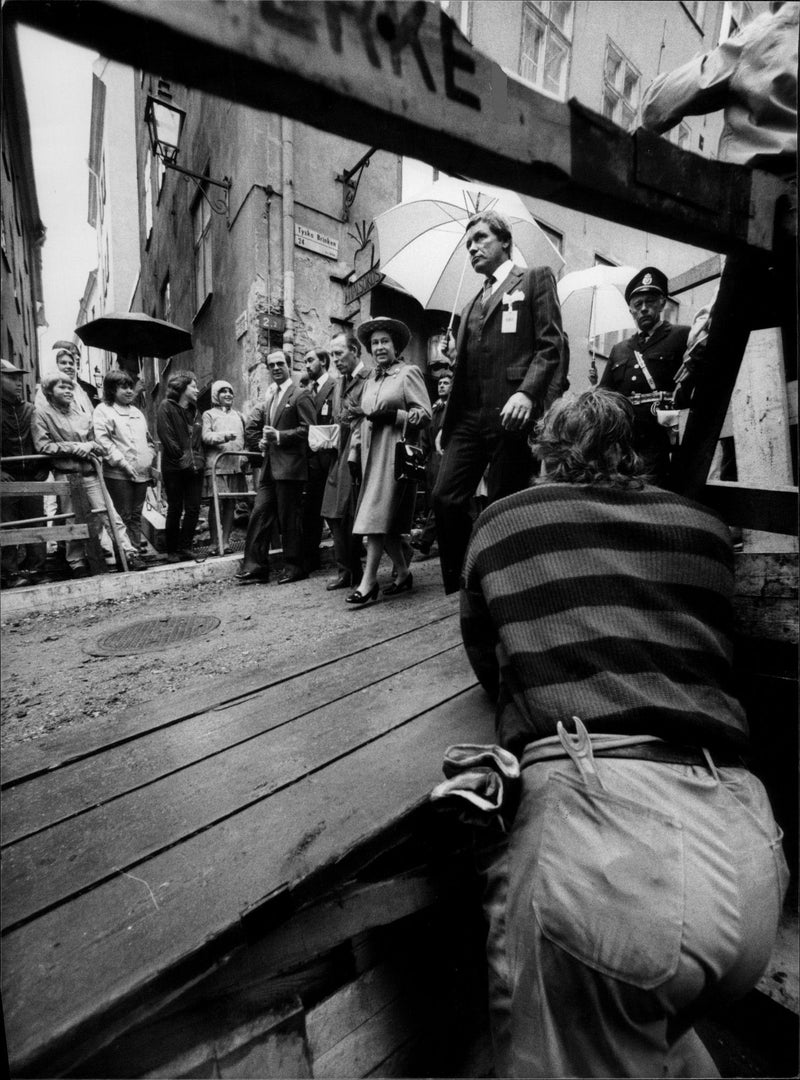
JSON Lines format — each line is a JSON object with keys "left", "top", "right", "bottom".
{"left": 211, "top": 380, "right": 234, "bottom": 405}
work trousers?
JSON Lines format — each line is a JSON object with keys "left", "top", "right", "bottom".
{"left": 433, "top": 411, "right": 536, "bottom": 594}
{"left": 240, "top": 468, "right": 304, "bottom": 575}
{"left": 104, "top": 477, "right": 149, "bottom": 548}
{"left": 479, "top": 750, "right": 789, "bottom": 1078}
{"left": 0, "top": 489, "right": 46, "bottom": 579}
{"left": 162, "top": 469, "right": 203, "bottom": 554}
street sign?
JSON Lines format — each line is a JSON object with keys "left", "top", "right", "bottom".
{"left": 235, "top": 311, "right": 248, "bottom": 339}
{"left": 295, "top": 224, "right": 339, "bottom": 260}
{"left": 260, "top": 314, "right": 286, "bottom": 333}
{"left": 344, "top": 267, "right": 385, "bottom": 306}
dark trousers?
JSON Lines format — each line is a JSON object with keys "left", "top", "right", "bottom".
{"left": 433, "top": 411, "right": 536, "bottom": 594}
{"left": 0, "top": 491, "right": 46, "bottom": 579}
{"left": 302, "top": 452, "right": 334, "bottom": 569}
{"left": 327, "top": 507, "right": 362, "bottom": 583}
{"left": 104, "top": 477, "right": 149, "bottom": 548}
{"left": 241, "top": 467, "right": 304, "bottom": 575}
{"left": 162, "top": 469, "right": 203, "bottom": 553}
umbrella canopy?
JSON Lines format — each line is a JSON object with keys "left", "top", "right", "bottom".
{"left": 75, "top": 312, "right": 192, "bottom": 359}
{"left": 557, "top": 265, "right": 636, "bottom": 338}
{"left": 374, "top": 178, "right": 564, "bottom": 322}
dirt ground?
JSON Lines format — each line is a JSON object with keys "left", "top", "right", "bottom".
{"left": 0, "top": 549, "right": 452, "bottom": 751}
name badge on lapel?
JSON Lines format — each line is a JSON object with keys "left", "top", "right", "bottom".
{"left": 501, "top": 289, "right": 525, "bottom": 334}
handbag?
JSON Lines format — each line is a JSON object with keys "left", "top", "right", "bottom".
{"left": 308, "top": 423, "right": 340, "bottom": 452}
{"left": 394, "top": 417, "right": 426, "bottom": 482}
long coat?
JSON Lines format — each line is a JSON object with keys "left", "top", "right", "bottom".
{"left": 320, "top": 366, "right": 370, "bottom": 520}
{"left": 352, "top": 361, "right": 431, "bottom": 535}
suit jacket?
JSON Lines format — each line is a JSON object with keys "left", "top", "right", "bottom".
{"left": 442, "top": 264, "right": 566, "bottom": 444}
{"left": 244, "top": 383, "right": 315, "bottom": 483}
{"left": 310, "top": 377, "right": 336, "bottom": 424}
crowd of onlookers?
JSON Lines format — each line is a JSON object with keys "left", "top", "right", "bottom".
{"left": 0, "top": 332, "right": 453, "bottom": 591}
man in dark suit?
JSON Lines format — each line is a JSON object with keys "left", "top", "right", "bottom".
{"left": 599, "top": 266, "right": 693, "bottom": 486}
{"left": 301, "top": 347, "right": 337, "bottom": 572}
{"left": 433, "top": 210, "right": 567, "bottom": 594}
{"left": 236, "top": 351, "right": 316, "bottom": 585}
{"left": 320, "top": 331, "right": 369, "bottom": 591}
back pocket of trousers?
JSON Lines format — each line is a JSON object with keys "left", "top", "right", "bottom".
{"left": 532, "top": 772, "right": 685, "bottom": 989}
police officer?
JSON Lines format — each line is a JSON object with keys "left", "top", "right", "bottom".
{"left": 599, "top": 266, "right": 692, "bottom": 486}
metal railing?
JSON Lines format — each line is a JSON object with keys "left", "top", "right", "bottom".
{"left": 0, "top": 453, "right": 132, "bottom": 573}
{"left": 208, "top": 450, "right": 261, "bottom": 556}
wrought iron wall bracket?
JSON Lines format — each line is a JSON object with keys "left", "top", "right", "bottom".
{"left": 336, "top": 148, "right": 377, "bottom": 221}
{"left": 166, "top": 160, "right": 231, "bottom": 221}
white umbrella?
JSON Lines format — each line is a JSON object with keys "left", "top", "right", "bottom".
{"left": 557, "top": 265, "right": 636, "bottom": 338}
{"left": 374, "top": 177, "right": 565, "bottom": 330}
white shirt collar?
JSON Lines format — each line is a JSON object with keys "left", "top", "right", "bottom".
{"left": 314, "top": 371, "right": 329, "bottom": 390}
{"left": 351, "top": 361, "right": 365, "bottom": 378}
{"left": 271, "top": 379, "right": 292, "bottom": 402}
{"left": 486, "top": 259, "right": 515, "bottom": 295}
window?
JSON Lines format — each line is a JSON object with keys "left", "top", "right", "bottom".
{"left": 534, "top": 218, "right": 564, "bottom": 258}
{"left": 603, "top": 40, "right": 640, "bottom": 131}
{"left": 144, "top": 149, "right": 153, "bottom": 243}
{"left": 161, "top": 275, "right": 171, "bottom": 322}
{"left": 719, "top": 0, "right": 752, "bottom": 42}
{"left": 439, "top": 0, "right": 471, "bottom": 38}
{"left": 520, "top": 1, "right": 573, "bottom": 100}
{"left": 681, "top": 1, "right": 706, "bottom": 30}
{"left": 192, "top": 187, "right": 213, "bottom": 312}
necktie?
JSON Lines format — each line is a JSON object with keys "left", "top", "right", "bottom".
{"left": 482, "top": 275, "right": 496, "bottom": 309}
{"left": 268, "top": 388, "right": 279, "bottom": 425}
{"left": 312, "top": 380, "right": 319, "bottom": 394}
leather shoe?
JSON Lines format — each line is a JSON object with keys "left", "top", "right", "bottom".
{"left": 277, "top": 569, "right": 308, "bottom": 585}
{"left": 236, "top": 570, "right": 269, "bottom": 584}
{"left": 383, "top": 572, "right": 413, "bottom": 596}
{"left": 326, "top": 573, "right": 352, "bottom": 591}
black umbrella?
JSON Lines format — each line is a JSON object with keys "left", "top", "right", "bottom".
{"left": 75, "top": 312, "right": 192, "bottom": 359}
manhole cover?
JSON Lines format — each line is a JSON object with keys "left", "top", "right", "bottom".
{"left": 89, "top": 615, "right": 221, "bottom": 657}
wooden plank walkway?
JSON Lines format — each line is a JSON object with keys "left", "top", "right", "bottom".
{"left": 1, "top": 597, "right": 492, "bottom": 1076}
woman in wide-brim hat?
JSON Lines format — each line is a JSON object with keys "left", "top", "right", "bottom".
{"left": 346, "top": 317, "right": 432, "bottom": 607}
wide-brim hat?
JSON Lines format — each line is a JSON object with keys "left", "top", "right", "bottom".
{"left": 625, "top": 266, "right": 669, "bottom": 304}
{"left": 356, "top": 316, "right": 411, "bottom": 355}
{"left": 1, "top": 358, "right": 28, "bottom": 374}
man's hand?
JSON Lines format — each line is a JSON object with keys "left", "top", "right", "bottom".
{"left": 261, "top": 425, "right": 279, "bottom": 444}
{"left": 500, "top": 392, "right": 533, "bottom": 432}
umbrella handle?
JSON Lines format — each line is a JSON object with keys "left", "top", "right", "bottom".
{"left": 447, "top": 252, "right": 472, "bottom": 336}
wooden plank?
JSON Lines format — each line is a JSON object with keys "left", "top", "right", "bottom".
{"left": 1, "top": 646, "right": 475, "bottom": 930}
{"left": 0, "top": 524, "right": 89, "bottom": 545}
{"left": 2, "top": 686, "right": 492, "bottom": 1075}
{"left": 700, "top": 481, "right": 798, "bottom": 536}
{"left": 1, "top": 617, "right": 464, "bottom": 844}
{"left": 312, "top": 993, "right": 416, "bottom": 1078}
{"left": 669, "top": 255, "right": 722, "bottom": 296}
{"left": 757, "top": 910, "right": 800, "bottom": 1015}
{"left": 0, "top": 604, "right": 457, "bottom": 787}
{"left": 5, "top": 0, "right": 783, "bottom": 254}
{"left": 0, "top": 480, "right": 68, "bottom": 495}
{"left": 306, "top": 962, "right": 402, "bottom": 1061}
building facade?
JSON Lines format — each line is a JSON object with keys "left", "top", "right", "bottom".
{"left": 1, "top": 24, "right": 45, "bottom": 399}
{"left": 82, "top": 57, "right": 142, "bottom": 387}
{"left": 131, "top": 0, "right": 772, "bottom": 418}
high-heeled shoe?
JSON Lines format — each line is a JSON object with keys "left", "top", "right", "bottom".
{"left": 382, "top": 572, "right": 413, "bottom": 596}
{"left": 345, "top": 582, "right": 380, "bottom": 606}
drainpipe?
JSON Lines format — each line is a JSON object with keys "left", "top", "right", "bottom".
{"left": 281, "top": 117, "right": 296, "bottom": 368}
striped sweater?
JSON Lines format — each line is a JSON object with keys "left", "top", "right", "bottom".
{"left": 460, "top": 483, "right": 748, "bottom": 758}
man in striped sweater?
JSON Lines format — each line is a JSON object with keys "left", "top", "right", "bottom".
{"left": 460, "top": 389, "right": 788, "bottom": 1078}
